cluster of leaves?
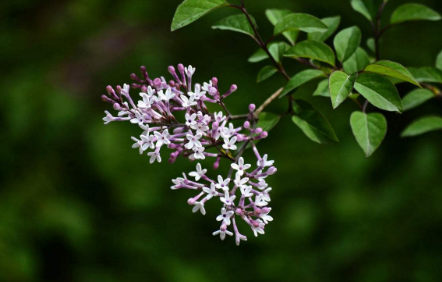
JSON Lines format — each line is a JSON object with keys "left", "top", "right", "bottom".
{"left": 171, "top": 0, "right": 442, "bottom": 157}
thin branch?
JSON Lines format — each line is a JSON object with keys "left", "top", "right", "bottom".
{"left": 255, "top": 88, "right": 283, "bottom": 116}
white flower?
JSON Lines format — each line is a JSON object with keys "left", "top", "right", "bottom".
{"left": 191, "top": 122, "right": 209, "bottom": 135}
{"left": 171, "top": 173, "right": 187, "bottom": 190}
{"left": 130, "top": 111, "right": 144, "bottom": 125}
{"left": 214, "top": 111, "right": 226, "bottom": 123}
{"left": 185, "top": 113, "right": 197, "bottom": 127}
{"left": 185, "top": 132, "right": 202, "bottom": 149}
{"left": 213, "top": 229, "right": 233, "bottom": 241}
{"left": 181, "top": 95, "right": 197, "bottom": 108}
{"left": 202, "top": 81, "right": 212, "bottom": 92}
{"left": 251, "top": 219, "right": 265, "bottom": 237}
{"left": 260, "top": 208, "right": 273, "bottom": 224}
{"left": 185, "top": 65, "right": 195, "bottom": 77}
{"left": 222, "top": 123, "right": 236, "bottom": 138}
{"left": 254, "top": 194, "right": 268, "bottom": 207}
{"left": 146, "top": 86, "right": 155, "bottom": 96}
{"left": 257, "top": 154, "right": 275, "bottom": 167}
{"left": 140, "top": 133, "right": 155, "bottom": 150}
{"left": 192, "top": 201, "right": 206, "bottom": 215}
{"left": 216, "top": 208, "right": 234, "bottom": 225}
{"left": 262, "top": 187, "right": 272, "bottom": 202}
{"left": 103, "top": 111, "right": 113, "bottom": 124}
{"left": 257, "top": 179, "right": 268, "bottom": 190}
{"left": 215, "top": 175, "right": 230, "bottom": 191}
{"left": 203, "top": 183, "right": 219, "bottom": 200}
{"left": 157, "top": 88, "right": 175, "bottom": 101}
{"left": 240, "top": 185, "right": 254, "bottom": 197}
{"left": 138, "top": 93, "right": 153, "bottom": 109}
{"left": 222, "top": 136, "right": 237, "bottom": 151}
{"left": 188, "top": 163, "right": 207, "bottom": 181}
{"left": 234, "top": 173, "right": 249, "bottom": 188}
{"left": 147, "top": 151, "right": 161, "bottom": 163}
{"left": 190, "top": 147, "right": 205, "bottom": 160}
{"left": 154, "top": 129, "right": 170, "bottom": 148}
{"left": 188, "top": 84, "right": 206, "bottom": 100}
{"left": 220, "top": 191, "right": 236, "bottom": 206}
{"left": 131, "top": 136, "right": 145, "bottom": 155}
{"left": 231, "top": 157, "right": 251, "bottom": 176}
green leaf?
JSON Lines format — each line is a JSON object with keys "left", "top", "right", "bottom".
{"left": 401, "top": 116, "right": 442, "bottom": 137}
{"left": 280, "top": 69, "right": 326, "bottom": 97}
{"left": 257, "top": 66, "right": 278, "bottom": 82}
{"left": 366, "top": 38, "right": 375, "bottom": 53}
{"left": 351, "top": 0, "right": 376, "bottom": 22}
{"left": 257, "top": 112, "right": 281, "bottom": 132}
{"left": 292, "top": 100, "right": 339, "bottom": 144}
{"left": 329, "top": 71, "right": 358, "bottom": 109}
{"left": 354, "top": 73, "right": 403, "bottom": 112}
{"left": 408, "top": 67, "right": 442, "bottom": 84}
{"left": 212, "top": 14, "right": 256, "bottom": 37}
{"left": 269, "top": 42, "right": 291, "bottom": 63}
{"left": 308, "top": 16, "right": 341, "bottom": 42}
{"left": 402, "top": 89, "right": 434, "bottom": 111}
{"left": 364, "top": 60, "right": 420, "bottom": 87}
{"left": 437, "top": 50, "right": 442, "bottom": 71}
{"left": 343, "top": 47, "right": 370, "bottom": 74}
{"left": 265, "top": 9, "right": 299, "bottom": 44}
{"left": 350, "top": 111, "right": 387, "bottom": 157}
{"left": 284, "top": 40, "right": 336, "bottom": 66}
{"left": 248, "top": 49, "right": 268, "bottom": 63}
{"left": 313, "top": 79, "right": 330, "bottom": 97}
{"left": 171, "top": 0, "right": 229, "bottom": 31}
{"left": 333, "top": 26, "right": 362, "bottom": 62}
{"left": 390, "top": 3, "right": 441, "bottom": 24}
{"left": 274, "top": 13, "right": 328, "bottom": 35}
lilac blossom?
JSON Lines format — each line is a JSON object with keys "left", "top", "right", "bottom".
{"left": 101, "top": 64, "right": 276, "bottom": 245}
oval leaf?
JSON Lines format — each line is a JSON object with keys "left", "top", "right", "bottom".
{"left": 171, "top": 0, "right": 229, "bottom": 31}
{"left": 292, "top": 100, "right": 339, "bottom": 144}
{"left": 274, "top": 13, "right": 328, "bottom": 35}
{"left": 257, "top": 66, "right": 278, "bottom": 82}
{"left": 350, "top": 111, "right": 387, "bottom": 157}
{"left": 329, "top": 71, "right": 358, "bottom": 109}
{"left": 333, "top": 26, "right": 362, "bottom": 62}
{"left": 284, "top": 40, "right": 336, "bottom": 66}
{"left": 343, "top": 47, "right": 370, "bottom": 74}
{"left": 402, "top": 89, "right": 434, "bottom": 111}
{"left": 364, "top": 60, "right": 420, "bottom": 87}
{"left": 269, "top": 42, "right": 291, "bottom": 63}
{"left": 266, "top": 9, "right": 299, "bottom": 44}
{"left": 308, "top": 16, "right": 341, "bottom": 42}
{"left": 280, "top": 69, "right": 326, "bottom": 97}
{"left": 401, "top": 116, "right": 442, "bottom": 137}
{"left": 391, "top": 3, "right": 441, "bottom": 24}
{"left": 408, "top": 67, "right": 442, "bottom": 84}
{"left": 212, "top": 14, "right": 256, "bottom": 37}
{"left": 257, "top": 112, "right": 281, "bottom": 132}
{"left": 437, "top": 50, "right": 442, "bottom": 71}
{"left": 354, "top": 73, "right": 403, "bottom": 112}
{"left": 351, "top": 0, "right": 376, "bottom": 22}
{"left": 248, "top": 49, "right": 268, "bottom": 63}
{"left": 313, "top": 79, "right": 330, "bottom": 97}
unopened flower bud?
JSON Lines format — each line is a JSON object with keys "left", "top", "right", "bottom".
{"left": 255, "top": 127, "right": 263, "bottom": 134}
{"left": 101, "top": 95, "right": 113, "bottom": 103}
{"left": 267, "top": 166, "right": 277, "bottom": 175}
{"left": 249, "top": 103, "right": 256, "bottom": 112}
{"left": 113, "top": 103, "right": 121, "bottom": 110}
{"left": 260, "top": 131, "right": 268, "bottom": 138}
{"left": 244, "top": 121, "right": 250, "bottom": 128}
{"left": 187, "top": 198, "right": 196, "bottom": 205}
{"left": 254, "top": 207, "right": 262, "bottom": 215}
{"left": 235, "top": 208, "right": 243, "bottom": 216}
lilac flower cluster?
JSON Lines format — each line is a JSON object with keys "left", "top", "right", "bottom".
{"left": 101, "top": 64, "right": 276, "bottom": 245}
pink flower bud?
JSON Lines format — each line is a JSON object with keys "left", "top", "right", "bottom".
{"left": 244, "top": 121, "right": 250, "bottom": 128}
{"left": 249, "top": 104, "right": 256, "bottom": 112}
{"left": 254, "top": 207, "right": 262, "bottom": 215}
{"left": 178, "top": 64, "right": 185, "bottom": 73}
{"left": 260, "top": 131, "right": 268, "bottom": 138}
{"left": 255, "top": 127, "right": 263, "bottom": 134}
{"left": 113, "top": 103, "right": 121, "bottom": 110}
{"left": 235, "top": 208, "right": 243, "bottom": 216}
{"left": 187, "top": 198, "right": 196, "bottom": 205}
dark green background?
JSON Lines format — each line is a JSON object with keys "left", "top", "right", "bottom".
{"left": 2, "top": 0, "right": 442, "bottom": 281}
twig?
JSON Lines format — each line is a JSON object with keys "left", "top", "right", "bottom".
{"left": 255, "top": 88, "right": 283, "bottom": 116}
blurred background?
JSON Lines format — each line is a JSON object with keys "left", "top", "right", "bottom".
{"left": 1, "top": 0, "right": 442, "bottom": 281}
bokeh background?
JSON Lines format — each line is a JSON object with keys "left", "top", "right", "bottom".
{"left": 2, "top": 0, "right": 442, "bottom": 281}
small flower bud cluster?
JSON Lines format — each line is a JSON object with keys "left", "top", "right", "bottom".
{"left": 101, "top": 64, "right": 276, "bottom": 245}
